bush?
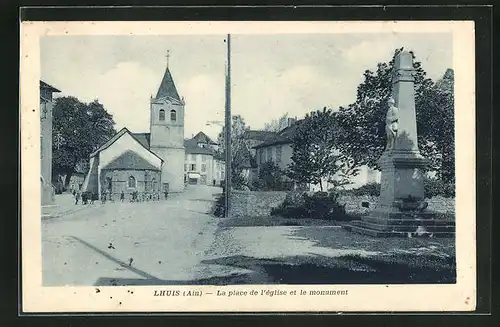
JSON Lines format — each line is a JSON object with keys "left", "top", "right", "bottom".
{"left": 270, "top": 205, "right": 308, "bottom": 218}
{"left": 283, "top": 189, "right": 306, "bottom": 207}
{"left": 252, "top": 161, "right": 290, "bottom": 191}
{"left": 213, "top": 192, "right": 226, "bottom": 217}
{"left": 231, "top": 172, "right": 248, "bottom": 191}
{"left": 271, "top": 190, "right": 349, "bottom": 221}
{"left": 424, "top": 177, "right": 455, "bottom": 198}
{"left": 341, "top": 182, "right": 381, "bottom": 196}
{"left": 250, "top": 178, "right": 265, "bottom": 191}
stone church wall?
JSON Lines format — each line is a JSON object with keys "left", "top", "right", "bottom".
{"left": 100, "top": 169, "right": 161, "bottom": 201}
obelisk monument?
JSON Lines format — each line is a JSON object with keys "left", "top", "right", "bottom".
{"left": 347, "top": 50, "right": 455, "bottom": 237}
{"left": 377, "top": 50, "right": 427, "bottom": 209}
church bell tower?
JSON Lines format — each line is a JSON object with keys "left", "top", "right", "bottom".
{"left": 150, "top": 51, "right": 185, "bottom": 193}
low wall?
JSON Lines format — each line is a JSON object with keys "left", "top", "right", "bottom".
{"left": 337, "top": 195, "right": 456, "bottom": 216}
{"left": 230, "top": 190, "right": 455, "bottom": 218}
{"left": 230, "top": 190, "right": 287, "bottom": 218}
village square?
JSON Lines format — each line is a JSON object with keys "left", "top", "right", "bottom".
{"left": 40, "top": 34, "right": 456, "bottom": 286}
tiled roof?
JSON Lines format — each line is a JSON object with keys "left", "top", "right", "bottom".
{"left": 252, "top": 119, "right": 303, "bottom": 149}
{"left": 40, "top": 80, "right": 61, "bottom": 92}
{"left": 132, "top": 133, "right": 151, "bottom": 149}
{"left": 102, "top": 150, "right": 161, "bottom": 171}
{"left": 184, "top": 139, "right": 217, "bottom": 155}
{"left": 192, "top": 131, "right": 217, "bottom": 145}
{"left": 241, "top": 130, "right": 277, "bottom": 142}
{"left": 155, "top": 67, "right": 181, "bottom": 101}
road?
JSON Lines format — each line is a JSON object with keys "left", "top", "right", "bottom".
{"left": 42, "top": 185, "right": 227, "bottom": 286}
{"left": 42, "top": 185, "right": 456, "bottom": 286}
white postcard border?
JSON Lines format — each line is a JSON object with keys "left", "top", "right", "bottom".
{"left": 20, "top": 20, "right": 476, "bottom": 312}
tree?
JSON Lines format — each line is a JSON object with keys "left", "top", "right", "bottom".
{"left": 335, "top": 48, "right": 454, "bottom": 181}
{"left": 417, "top": 69, "right": 455, "bottom": 182}
{"left": 264, "top": 113, "right": 290, "bottom": 132}
{"left": 52, "top": 97, "right": 116, "bottom": 188}
{"left": 217, "top": 115, "right": 252, "bottom": 188}
{"left": 256, "top": 160, "right": 285, "bottom": 191}
{"left": 287, "top": 108, "right": 344, "bottom": 192}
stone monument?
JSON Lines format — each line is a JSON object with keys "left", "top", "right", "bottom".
{"left": 346, "top": 51, "right": 455, "bottom": 237}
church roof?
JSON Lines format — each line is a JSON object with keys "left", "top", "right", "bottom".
{"left": 101, "top": 150, "right": 161, "bottom": 171}
{"left": 155, "top": 67, "right": 181, "bottom": 101}
{"left": 90, "top": 127, "right": 163, "bottom": 163}
{"left": 192, "top": 131, "right": 217, "bottom": 145}
{"left": 132, "top": 133, "right": 151, "bottom": 149}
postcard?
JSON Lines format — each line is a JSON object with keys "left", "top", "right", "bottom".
{"left": 20, "top": 20, "right": 476, "bottom": 312}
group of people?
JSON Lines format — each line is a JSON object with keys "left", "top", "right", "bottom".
{"left": 72, "top": 190, "right": 97, "bottom": 205}
{"left": 72, "top": 189, "right": 169, "bottom": 205}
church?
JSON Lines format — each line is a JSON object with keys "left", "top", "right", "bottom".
{"left": 82, "top": 59, "right": 186, "bottom": 198}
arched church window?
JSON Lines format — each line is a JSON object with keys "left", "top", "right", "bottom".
{"left": 170, "top": 110, "right": 177, "bottom": 122}
{"left": 128, "top": 176, "right": 136, "bottom": 188}
{"left": 159, "top": 109, "right": 165, "bottom": 121}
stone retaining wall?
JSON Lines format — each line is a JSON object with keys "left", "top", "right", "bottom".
{"left": 230, "top": 190, "right": 455, "bottom": 218}
{"left": 230, "top": 190, "right": 287, "bottom": 218}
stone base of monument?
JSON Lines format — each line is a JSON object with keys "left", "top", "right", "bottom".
{"left": 344, "top": 210, "right": 455, "bottom": 238}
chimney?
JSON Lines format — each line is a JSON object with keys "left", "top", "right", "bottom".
{"left": 287, "top": 118, "right": 297, "bottom": 127}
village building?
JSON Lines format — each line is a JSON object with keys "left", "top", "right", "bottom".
{"left": 184, "top": 132, "right": 225, "bottom": 186}
{"left": 82, "top": 61, "right": 186, "bottom": 198}
{"left": 252, "top": 118, "right": 299, "bottom": 173}
{"left": 251, "top": 117, "right": 380, "bottom": 190}
{"left": 40, "top": 80, "right": 61, "bottom": 205}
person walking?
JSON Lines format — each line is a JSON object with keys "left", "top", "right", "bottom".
{"left": 75, "top": 191, "right": 80, "bottom": 205}
{"left": 120, "top": 190, "right": 125, "bottom": 202}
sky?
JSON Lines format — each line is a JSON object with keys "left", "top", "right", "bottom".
{"left": 41, "top": 33, "right": 452, "bottom": 140}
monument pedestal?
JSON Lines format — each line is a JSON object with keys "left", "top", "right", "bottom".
{"left": 345, "top": 150, "right": 455, "bottom": 237}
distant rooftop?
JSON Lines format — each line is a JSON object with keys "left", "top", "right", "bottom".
{"left": 241, "top": 130, "right": 278, "bottom": 142}
{"left": 184, "top": 139, "right": 218, "bottom": 156}
{"left": 192, "top": 131, "right": 218, "bottom": 145}
{"left": 252, "top": 119, "right": 303, "bottom": 149}
{"left": 40, "top": 80, "right": 61, "bottom": 92}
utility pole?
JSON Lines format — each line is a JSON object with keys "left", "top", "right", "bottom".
{"left": 224, "top": 34, "right": 231, "bottom": 218}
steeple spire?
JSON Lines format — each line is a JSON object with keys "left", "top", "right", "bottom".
{"left": 155, "top": 50, "right": 181, "bottom": 101}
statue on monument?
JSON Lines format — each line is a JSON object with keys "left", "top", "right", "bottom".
{"left": 385, "top": 97, "right": 399, "bottom": 150}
